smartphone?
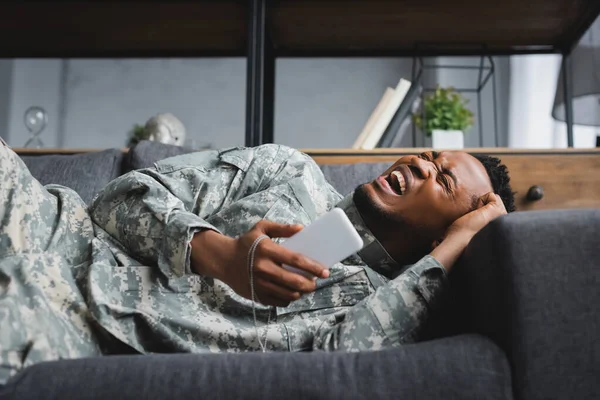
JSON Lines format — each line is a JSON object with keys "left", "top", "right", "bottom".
{"left": 280, "top": 208, "right": 364, "bottom": 278}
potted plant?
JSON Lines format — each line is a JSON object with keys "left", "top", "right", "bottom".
{"left": 413, "top": 87, "right": 474, "bottom": 149}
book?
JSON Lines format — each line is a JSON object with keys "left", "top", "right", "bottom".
{"left": 360, "top": 78, "right": 412, "bottom": 150}
{"left": 377, "top": 83, "right": 422, "bottom": 148}
{"left": 352, "top": 87, "right": 395, "bottom": 149}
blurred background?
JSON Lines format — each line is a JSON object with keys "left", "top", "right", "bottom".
{"left": 0, "top": 2, "right": 598, "bottom": 150}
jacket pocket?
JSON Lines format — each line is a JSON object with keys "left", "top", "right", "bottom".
{"left": 217, "top": 147, "right": 253, "bottom": 172}
{"left": 276, "top": 267, "right": 371, "bottom": 317}
{"left": 153, "top": 151, "right": 214, "bottom": 174}
{"left": 286, "top": 177, "right": 317, "bottom": 221}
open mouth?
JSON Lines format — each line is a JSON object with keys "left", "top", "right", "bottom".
{"left": 385, "top": 170, "right": 406, "bottom": 195}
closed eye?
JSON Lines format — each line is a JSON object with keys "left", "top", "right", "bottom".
{"left": 418, "top": 152, "right": 454, "bottom": 193}
{"left": 438, "top": 173, "right": 451, "bottom": 192}
{"left": 418, "top": 152, "right": 432, "bottom": 161}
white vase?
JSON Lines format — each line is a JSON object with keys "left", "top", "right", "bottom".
{"left": 431, "top": 129, "right": 464, "bottom": 149}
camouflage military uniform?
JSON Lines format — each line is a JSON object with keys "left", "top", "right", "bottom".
{"left": 0, "top": 141, "right": 447, "bottom": 385}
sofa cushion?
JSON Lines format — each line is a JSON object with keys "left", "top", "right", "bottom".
{"left": 319, "top": 162, "right": 391, "bottom": 195}
{"left": 123, "top": 140, "right": 192, "bottom": 172}
{"left": 19, "top": 149, "right": 123, "bottom": 204}
{"left": 125, "top": 141, "right": 393, "bottom": 196}
{"left": 0, "top": 334, "right": 512, "bottom": 400}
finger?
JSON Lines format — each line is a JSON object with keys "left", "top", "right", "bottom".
{"left": 478, "top": 193, "right": 507, "bottom": 220}
{"left": 254, "top": 259, "right": 319, "bottom": 293}
{"left": 481, "top": 192, "right": 505, "bottom": 211}
{"left": 263, "top": 244, "right": 329, "bottom": 279}
{"left": 479, "top": 191, "right": 497, "bottom": 206}
{"left": 255, "top": 220, "right": 304, "bottom": 238}
{"left": 494, "top": 194, "right": 508, "bottom": 214}
{"left": 256, "top": 278, "right": 302, "bottom": 302}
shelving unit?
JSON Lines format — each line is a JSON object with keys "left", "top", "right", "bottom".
{"left": 1, "top": 0, "right": 599, "bottom": 147}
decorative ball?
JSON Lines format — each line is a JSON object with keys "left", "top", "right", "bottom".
{"left": 143, "top": 113, "right": 187, "bottom": 146}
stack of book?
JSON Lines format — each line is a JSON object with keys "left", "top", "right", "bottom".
{"left": 352, "top": 77, "right": 422, "bottom": 149}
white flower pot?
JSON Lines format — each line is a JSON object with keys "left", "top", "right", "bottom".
{"left": 431, "top": 129, "right": 464, "bottom": 149}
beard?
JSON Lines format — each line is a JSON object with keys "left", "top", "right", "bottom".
{"left": 353, "top": 183, "right": 433, "bottom": 269}
{"left": 353, "top": 183, "right": 406, "bottom": 230}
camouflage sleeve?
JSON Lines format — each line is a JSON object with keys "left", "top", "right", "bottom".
{"left": 263, "top": 146, "right": 342, "bottom": 216}
{"left": 312, "top": 255, "right": 448, "bottom": 351}
{"left": 88, "top": 144, "right": 339, "bottom": 280}
{"left": 89, "top": 169, "right": 219, "bottom": 278}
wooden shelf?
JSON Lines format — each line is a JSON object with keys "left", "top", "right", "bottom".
{"left": 271, "top": 0, "right": 600, "bottom": 56}
{"left": 0, "top": 1, "right": 247, "bottom": 57}
{"left": 0, "top": 0, "right": 598, "bottom": 57}
{"left": 303, "top": 147, "right": 600, "bottom": 164}
{"left": 14, "top": 147, "right": 600, "bottom": 156}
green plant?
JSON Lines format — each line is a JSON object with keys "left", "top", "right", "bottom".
{"left": 413, "top": 87, "right": 474, "bottom": 137}
{"left": 127, "top": 124, "right": 146, "bottom": 147}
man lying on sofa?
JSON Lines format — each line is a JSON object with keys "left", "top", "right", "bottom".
{"left": 0, "top": 139, "right": 514, "bottom": 384}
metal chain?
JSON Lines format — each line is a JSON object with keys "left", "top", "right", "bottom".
{"left": 247, "top": 234, "right": 271, "bottom": 352}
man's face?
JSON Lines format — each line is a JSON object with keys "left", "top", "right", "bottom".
{"left": 355, "top": 151, "right": 493, "bottom": 246}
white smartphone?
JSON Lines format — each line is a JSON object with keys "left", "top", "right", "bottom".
{"left": 280, "top": 208, "right": 364, "bottom": 278}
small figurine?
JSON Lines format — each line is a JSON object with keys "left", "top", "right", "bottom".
{"left": 129, "top": 113, "right": 187, "bottom": 147}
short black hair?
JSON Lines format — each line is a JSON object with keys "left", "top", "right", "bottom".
{"left": 474, "top": 155, "right": 516, "bottom": 213}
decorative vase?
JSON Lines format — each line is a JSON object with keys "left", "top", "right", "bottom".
{"left": 431, "top": 129, "right": 464, "bottom": 149}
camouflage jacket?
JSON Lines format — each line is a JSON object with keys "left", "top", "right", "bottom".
{"left": 0, "top": 143, "right": 447, "bottom": 384}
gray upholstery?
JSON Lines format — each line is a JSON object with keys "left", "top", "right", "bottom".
{"left": 123, "top": 141, "right": 393, "bottom": 196}
{"left": 20, "top": 149, "right": 123, "bottom": 204}
{"left": 0, "top": 334, "right": 512, "bottom": 400}
{"left": 320, "top": 162, "right": 391, "bottom": 195}
{"left": 458, "top": 209, "right": 600, "bottom": 400}
{"left": 123, "top": 140, "right": 191, "bottom": 172}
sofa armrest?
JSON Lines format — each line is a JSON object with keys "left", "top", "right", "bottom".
{"left": 459, "top": 209, "right": 600, "bottom": 400}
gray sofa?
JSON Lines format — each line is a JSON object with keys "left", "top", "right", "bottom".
{"left": 1, "top": 141, "right": 598, "bottom": 400}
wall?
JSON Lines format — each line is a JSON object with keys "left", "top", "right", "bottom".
{"left": 275, "top": 58, "right": 415, "bottom": 148}
{"left": 0, "top": 60, "right": 13, "bottom": 142}
{"left": 60, "top": 58, "right": 246, "bottom": 149}
{"left": 7, "top": 59, "right": 62, "bottom": 147}
{"left": 507, "top": 15, "right": 600, "bottom": 149}
{"left": 4, "top": 57, "right": 509, "bottom": 149}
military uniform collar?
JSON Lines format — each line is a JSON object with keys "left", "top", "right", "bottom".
{"left": 336, "top": 193, "right": 399, "bottom": 278}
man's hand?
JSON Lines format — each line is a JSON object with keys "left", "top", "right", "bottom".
{"left": 449, "top": 192, "right": 508, "bottom": 239}
{"left": 191, "top": 221, "right": 329, "bottom": 307}
{"left": 431, "top": 192, "right": 507, "bottom": 272}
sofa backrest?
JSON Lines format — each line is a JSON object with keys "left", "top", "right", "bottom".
{"left": 123, "top": 141, "right": 390, "bottom": 196}
{"left": 18, "top": 141, "right": 392, "bottom": 203}
{"left": 20, "top": 149, "right": 124, "bottom": 204}
{"left": 122, "top": 140, "right": 191, "bottom": 172}
{"left": 319, "top": 163, "right": 390, "bottom": 195}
